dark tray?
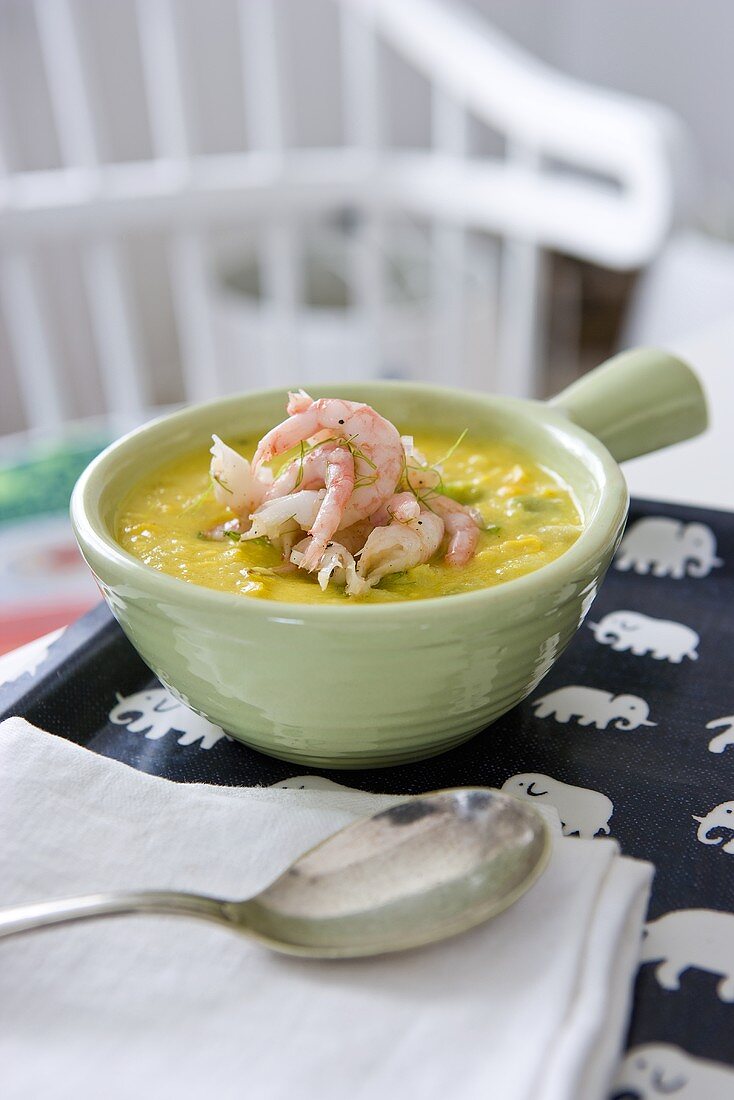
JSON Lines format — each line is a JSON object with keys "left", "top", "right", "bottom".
{"left": 3, "top": 498, "right": 733, "bottom": 1069}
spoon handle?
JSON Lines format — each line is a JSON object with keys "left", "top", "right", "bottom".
{"left": 0, "top": 890, "right": 231, "bottom": 940}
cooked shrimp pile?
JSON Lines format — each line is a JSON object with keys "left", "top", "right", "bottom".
{"left": 202, "top": 391, "right": 483, "bottom": 597}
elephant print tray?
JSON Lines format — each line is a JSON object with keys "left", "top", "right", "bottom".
{"left": 2, "top": 498, "right": 733, "bottom": 1091}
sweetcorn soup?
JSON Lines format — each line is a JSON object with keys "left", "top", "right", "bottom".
{"left": 117, "top": 429, "right": 582, "bottom": 603}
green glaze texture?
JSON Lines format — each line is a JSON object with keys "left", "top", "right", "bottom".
{"left": 71, "top": 349, "right": 706, "bottom": 768}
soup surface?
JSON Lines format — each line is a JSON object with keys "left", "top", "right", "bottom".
{"left": 117, "top": 430, "right": 582, "bottom": 603}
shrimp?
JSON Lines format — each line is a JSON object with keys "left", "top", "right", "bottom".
{"left": 288, "top": 516, "right": 378, "bottom": 591}
{"left": 199, "top": 517, "right": 248, "bottom": 542}
{"left": 347, "top": 495, "right": 444, "bottom": 596}
{"left": 252, "top": 392, "right": 403, "bottom": 547}
{"left": 259, "top": 442, "right": 356, "bottom": 573}
{"left": 264, "top": 442, "right": 346, "bottom": 501}
{"left": 298, "top": 446, "right": 355, "bottom": 571}
{"left": 243, "top": 490, "right": 325, "bottom": 546}
{"left": 427, "top": 494, "right": 482, "bottom": 566}
{"left": 332, "top": 517, "right": 377, "bottom": 556}
{"left": 369, "top": 491, "right": 421, "bottom": 526}
{"left": 290, "top": 538, "right": 358, "bottom": 592}
{"left": 401, "top": 436, "right": 442, "bottom": 495}
{"left": 210, "top": 435, "right": 271, "bottom": 518}
{"left": 399, "top": 435, "right": 482, "bottom": 565}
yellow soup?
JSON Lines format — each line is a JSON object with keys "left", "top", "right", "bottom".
{"left": 117, "top": 431, "right": 582, "bottom": 603}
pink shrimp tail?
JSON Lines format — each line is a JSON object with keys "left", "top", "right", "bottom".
{"left": 287, "top": 390, "right": 314, "bottom": 415}
{"left": 427, "top": 493, "right": 482, "bottom": 566}
{"left": 370, "top": 491, "right": 418, "bottom": 526}
{"left": 253, "top": 407, "right": 319, "bottom": 471}
{"left": 300, "top": 542, "right": 326, "bottom": 573}
{"left": 445, "top": 526, "right": 480, "bottom": 567}
{"left": 300, "top": 446, "right": 355, "bottom": 572}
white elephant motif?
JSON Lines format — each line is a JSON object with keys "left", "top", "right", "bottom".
{"left": 613, "top": 1043, "right": 734, "bottom": 1100}
{"left": 532, "top": 686, "right": 656, "bottom": 731}
{"left": 640, "top": 908, "right": 734, "bottom": 1002}
{"left": 693, "top": 800, "right": 734, "bottom": 855}
{"left": 109, "top": 688, "right": 228, "bottom": 750}
{"left": 588, "top": 610, "right": 699, "bottom": 664}
{"left": 615, "top": 517, "right": 723, "bottom": 579}
{"left": 0, "top": 627, "right": 65, "bottom": 688}
{"left": 707, "top": 715, "right": 734, "bottom": 754}
{"left": 270, "top": 775, "right": 353, "bottom": 792}
{"left": 500, "top": 772, "right": 613, "bottom": 838}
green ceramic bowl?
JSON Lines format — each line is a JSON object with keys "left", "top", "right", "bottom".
{"left": 71, "top": 348, "right": 706, "bottom": 768}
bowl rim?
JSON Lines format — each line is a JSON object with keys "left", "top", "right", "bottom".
{"left": 71, "top": 380, "right": 629, "bottom": 620}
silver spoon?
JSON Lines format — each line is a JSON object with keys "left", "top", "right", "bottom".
{"left": 0, "top": 788, "right": 550, "bottom": 958}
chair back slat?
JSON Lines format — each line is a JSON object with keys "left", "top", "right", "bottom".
{"left": 136, "top": 0, "right": 192, "bottom": 159}
{"left": 495, "top": 142, "right": 544, "bottom": 397}
{"left": 239, "top": 0, "right": 285, "bottom": 154}
{"left": 430, "top": 86, "right": 468, "bottom": 386}
{"left": 82, "top": 241, "right": 147, "bottom": 415}
{"left": 0, "top": 92, "right": 11, "bottom": 177}
{"left": 168, "top": 232, "right": 222, "bottom": 403}
{"left": 0, "top": 251, "right": 67, "bottom": 431}
{"left": 340, "top": 4, "right": 380, "bottom": 150}
{"left": 33, "top": 0, "right": 149, "bottom": 416}
{"left": 34, "top": 0, "right": 99, "bottom": 167}
{"left": 339, "top": 5, "right": 384, "bottom": 379}
{"left": 137, "top": 0, "right": 220, "bottom": 401}
{"left": 239, "top": 0, "right": 300, "bottom": 386}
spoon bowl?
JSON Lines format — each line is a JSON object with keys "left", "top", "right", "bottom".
{"left": 0, "top": 789, "right": 550, "bottom": 958}
{"left": 238, "top": 788, "right": 551, "bottom": 956}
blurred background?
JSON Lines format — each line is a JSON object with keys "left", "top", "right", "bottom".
{"left": 1, "top": 0, "right": 733, "bottom": 650}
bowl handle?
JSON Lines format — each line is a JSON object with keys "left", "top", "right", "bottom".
{"left": 547, "top": 347, "right": 708, "bottom": 463}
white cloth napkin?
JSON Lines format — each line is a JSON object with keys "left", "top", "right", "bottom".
{"left": 0, "top": 717, "right": 652, "bottom": 1100}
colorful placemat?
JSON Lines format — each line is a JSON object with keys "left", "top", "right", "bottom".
{"left": 2, "top": 497, "right": 733, "bottom": 1093}
{"left": 0, "top": 434, "right": 109, "bottom": 652}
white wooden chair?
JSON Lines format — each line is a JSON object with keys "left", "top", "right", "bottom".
{"left": 0, "top": 0, "right": 685, "bottom": 435}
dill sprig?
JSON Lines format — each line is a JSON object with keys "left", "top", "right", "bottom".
{"left": 182, "top": 479, "right": 216, "bottom": 514}
{"left": 342, "top": 434, "right": 378, "bottom": 488}
{"left": 273, "top": 435, "right": 339, "bottom": 482}
{"left": 183, "top": 465, "right": 236, "bottom": 515}
{"left": 294, "top": 441, "right": 306, "bottom": 490}
{"left": 343, "top": 434, "right": 377, "bottom": 470}
{"left": 434, "top": 428, "right": 468, "bottom": 467}
{"left": 273, "top": 431, "right": 379, "bottom": 492}
{"left": 212, "top": 472, "right": 232, "bottom": 494}
{"left": 401, "top": 428, "right": 469, "bottom": 510}
{"left": 412, "top": 488, "right": 439, "bottom": 514}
